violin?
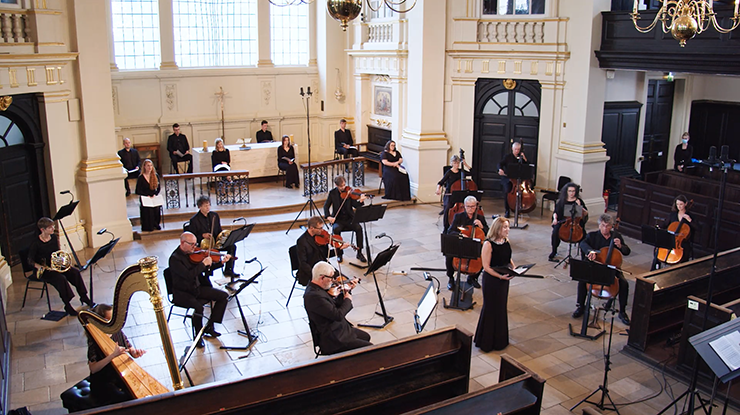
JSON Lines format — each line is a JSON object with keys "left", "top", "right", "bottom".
{"left": 314, "top": 229, "right": 359, "bottom": 251}
{"left": 189, "top": 248, "right": 231, "bottom": 264}
{"left": 452, "top": 225, "right": 485, "bottom": 275}
{"left": 340, "top": 187, "right": 371, "bottom": 201}
{"left": 447, "top": 148, "right": 484, "bottom": 225}
{"left": 656, "top": 199, "right": 693, "bottom": 264}
{"left": 591, "top": 220, "right": 622, "bottom": 299}
{"left": 327, "top": 275, "right": 360, "bottom": 297}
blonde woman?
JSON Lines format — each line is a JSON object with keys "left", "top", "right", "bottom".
{"left": 474, "top": 217, "right": 514, "bottom": 352}
{"left": 211, "top": 138, "right": 231, "bottom": 172}
{"left": 136, "top": 159, "right": 161, "bottom": 231}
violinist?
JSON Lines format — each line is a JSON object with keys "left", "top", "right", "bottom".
{"left": 498, "top": 141, "right": 527, "bottom": 218}
{"left": 674, "top": 132, "right": 693, "bottom": 172}
{"left": 304, "top": 261, "right": 371, "bottom": 355}
{"left": 323, "top": 176, "right": 368, "bottom": 264}
{"left": 445, "top": 196, "right": 489, "bottom": 290}
{"left": 435, "top": 154, "right": 472, "bottom": 229}
{"left": 661, "top": 194, "right": 693, "bottom": 262}
{"left": 296, "top": 216, "right": 349, "bottom": 286}
{"left": 168, "top": 232, "right": 229, "bottom": 348}
{"left": 577, "top": 214, "right": 631, "bottom": 325}
{"left": 549, "top": 183, "right": 588, "bottom": 262}
{"left": 189, "top": 196, "right": 238, "bottom": 277}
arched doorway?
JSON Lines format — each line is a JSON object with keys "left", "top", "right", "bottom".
{"left": 0, "top": 94, "right": 49, "bottom": 264}
{"left": 472, "top": 79, "right": 541, "bottom": 194}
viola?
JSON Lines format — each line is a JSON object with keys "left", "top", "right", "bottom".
{"left": 189, "top": 248, "right": 231, "bottom": 264}
{"left": 591, "top": 220, "right": 622, "bottom": 299}
{"left": 314, "top": 229, "right": 359, "bottom": 251}
{"left": 656, "top": 200, "right": 693, "bottom": 264}
{"left": 328, "top": 275, "right": 361, "bottom": 297}
{"left": 447, "top": 148, "right": 484, "bottom": 225}
{"left": 452, "top": 225, "right": 485, "bottom": 275}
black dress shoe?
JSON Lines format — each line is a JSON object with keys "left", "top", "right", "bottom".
{"left": 154, "top": 225, "right": 162, "bottom": 230}
{"left": 504, "top": 211, "right": 511, "bottom": 218}
{"left": 468, "top": 278, "right": 481, "bottom": 289}
{"left": 572, "top": 305, "right": 585, "bottom": 318}
{"left": 204, "top": 327, "right": 222, "bottom": 338}
{"left": 356, "top": 252, "right": 367, "bottom": 263}
{"left": 125, "top": 191, "right": 131, "bottom": 197}
{"left": 548, "top": 253, "right": 558, "bottom": 262}
{"left": 64, "top": 304, "right": 78, "bottom": 316}
{"left": 447, "top": 279, "right": 455, "bottom": 290}
{"left": 618, "top": 311, "right": 631, "bottom": 325}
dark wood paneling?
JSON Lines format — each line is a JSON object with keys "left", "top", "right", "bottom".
{"left": 641, "top": 80, "right": 674, "bottom": 175}
{"left": 688, "top": 101, "right": 740, "bottom": 162}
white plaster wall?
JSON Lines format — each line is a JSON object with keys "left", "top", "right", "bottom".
{"left": 604, "top": 70, "right": 644, "bottom": 102}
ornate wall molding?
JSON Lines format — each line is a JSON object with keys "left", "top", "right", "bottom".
{"left": 165, "top": 84, "right": 177, "bottom": 111}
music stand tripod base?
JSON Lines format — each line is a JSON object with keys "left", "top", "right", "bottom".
{"left": 443, "top": 282, "right": 476, "bottom": 311}
{"left": 358, "top": 314, "right": 394, "bottom": 329}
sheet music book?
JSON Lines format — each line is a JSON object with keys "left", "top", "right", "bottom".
{"left": 709, "top": 330, "right": 740, "bottom": 371}
{"left": 492, "top": 263, "right": 543, "bottom": 278}
{"left": 281, "top": 157, "right": 295, "bottom": 163}
{"left": 398, "top": 166, "right": 408, "bottom": 175}
{"left": 141, "top": 193, "right": 164, "bottom": 207}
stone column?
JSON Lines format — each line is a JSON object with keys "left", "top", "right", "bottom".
{"left": 308, "top": 0, "right": 317, "bottom": 67}
{"left": 257, "top": 0, "right": 273, "bottom": 68}
{"left": 159, "top": 0, "right": 178, "bottom": 70}
{"left": 71, "top": 0, "right": 133, "bottom": 248}
{"left": 105, "top": 0, "right": 118, "bottom": 71}
{"left": 400, "top": 0, "right": 449, "bottom": 201}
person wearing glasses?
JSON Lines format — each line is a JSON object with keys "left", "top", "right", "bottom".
{"left": 304, "top": 261, "right": 371, "bottom": 355}
{"left": 169, "top": 232, "right": 230, "bottom": 348}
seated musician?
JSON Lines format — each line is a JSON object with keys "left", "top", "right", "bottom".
{"left": 296, "top": 216, "right": 348, "bottom": 286}
{"left": 28, "top": 217, "right": 92, "bottom": 316}
{"left": 211, "top": 138, "right": 231, "bottom": 172}
{"left": 304, "top": 261, "right": 372, "bottom": 355}
{"left": 323, "top": 176, "right": 368, "bottom": 264}
{"left": 335, "top": 119, "right": 358, "bottom": 158}
{"left": 549, "top": 183, "right": 588, "bottom": 262}
{"left": 256, "top": 120, "right": 274, "bottom": 143}
{"left": 661, "top": 194, "right": 693, "bottom": 262}
{"left": 445, "top": 195, "right": 489, "bottom": 290}
{"left": 189, "top": 196, "right": 239, "bottom": 277}
{"left": 169, "top": 232, "right": 230, "bottom": 348}
{"left": 435, "top": 154, "right": 472, "bottom": 230}
{"left": 86, "top": 303, "right": 145, "bottom": 406}
{"left": 498, "top": 141, "right": 527, "bottom": 218}
{"left": 278, "top": 134, "right": 300, "bottom": 189}
{"left": 577, "top": 214, "right": 631, "bottom": 325}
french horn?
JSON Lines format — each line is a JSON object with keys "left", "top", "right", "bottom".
{"left": 200, "top": 230, "right": 231, "bottom": 250}
{"left": 38, "top": 250, "right": 73, "bottom": 278}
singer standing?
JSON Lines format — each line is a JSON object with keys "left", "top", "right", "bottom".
{"left": 674, "top": 132, "right": 693, "bottom": 172}
{"left": 498, "top": 141, "right": 527, "bottom": 218}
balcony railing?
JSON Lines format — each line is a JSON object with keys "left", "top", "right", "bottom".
{"left": 0, "top": 10, "right": 31, "bottom": 44}
{"left": 301, "top": 157, "right": 366, "bottom": 196}
{"left": 477, "top": 19, "right": 546, "bottom": 43}
{"left": 162, "top": 171, "right": 249, "bottom": 209}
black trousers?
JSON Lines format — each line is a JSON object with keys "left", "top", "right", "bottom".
{"left": 501, "top": 177, "right": 512, "bottom": 213}
{"left": 337, "top": 147, "right": 358, "bottom": 158}
{"left": 176, "top": 287, "right": 228, "bottom": 331}
{"left": 41, "top": 267, "right": 88, "bottom": 305}
{"left": 332, "top": 221, "right": 363, "bottom": 257}
{"left": 330, "top": 328, "right": 372, "bottom": 355}
{"left": 123, "top": 171, "right": 138, "bottom": 194}
{"left": 171, "top": 154, "right": 193, "bottom": 173}
{"left": 551, "top": 223, "right": 585, "bottom": 254}
{"left": 577, "top": 272, "right": 629, "bottom": 312}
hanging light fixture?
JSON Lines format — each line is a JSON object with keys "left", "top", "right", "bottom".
{"left": 269, "top": 0, "right": 416, "bottom": 31}
{"left": 631, "top": 0, "right": 740, "bottom": 47}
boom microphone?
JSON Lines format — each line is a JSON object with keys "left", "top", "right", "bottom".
{"left": 375, "top": 232, "right": 387, "bottom": 239}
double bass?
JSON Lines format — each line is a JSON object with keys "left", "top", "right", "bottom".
{"left": 447, "top": 149, "right": 484, "bottom": 225}
{"left": 505, "top": 151, "right": 536, "bottom": 214}
{"left": 656, "top": 200, "right": 693, "bottom": 264}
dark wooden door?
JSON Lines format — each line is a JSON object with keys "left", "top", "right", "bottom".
{"left": 640, "top": 80, "right": 675, "bottom": 175}
{"left": 688, "top": 100, "right": 740, "bottom": 162}
{"left": 473, "top": 79, "right": 540, "bottom": 194}
{"left": 603, "top": 101, "right": 642, "bottom": 167}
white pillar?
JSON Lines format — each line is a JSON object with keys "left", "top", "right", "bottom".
{"left": 257, "top": 0, "right": 274, "bottom": 67}
{"left": 105, "top": 0, "right": 118, "bottom": 71}
{"left": 159, "top": 0, "right": 178, "bottom": 70}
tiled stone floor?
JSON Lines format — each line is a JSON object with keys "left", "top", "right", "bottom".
{"left": 6, "top": 194, "right": 738, "bottom": 414}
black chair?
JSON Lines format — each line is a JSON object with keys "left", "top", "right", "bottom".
{"left": 18, "top": 247, "right": 51, "bottom": 312}
{"left": 285, "top": 245, "right": 303, "bottom": 306}
{"left": 171, "top": 159, "right": 191, "bottom": 174}
{"left": 540, "top": 176, "right": 571, "bottom": 216}
{"left": 162, "top": 268, "right": 209, "bottom": 339}
{"left": 277, "top": 168, "right": 286, "bottom": 186}
{"left": 308, "top": 320, "right": 322, "bottom": 358}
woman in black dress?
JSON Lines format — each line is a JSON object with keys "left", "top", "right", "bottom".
{"left": 549, "top": 182, "right": 588, "bottom": 262}
{"left": 211, "top": 138, "right": 230, "bottom": 171}
{"left": 136, "top": 159, "right": 161, "bottom": 231}
{"left": 474, "top": 217, "right": 515, "bottom": 352}
{"left": 674, "top": 132, "right": 693, "bottom": 172}
{"left": 662, "top": 194, "right": 694, "bottom": 262}
{"left": 278, "top": 135, "right": 299, "bottom": 189}
{"left": 381, "top": 140, "right": 411, "bottom": 201}
{"left": 435, "top": 154, "right": 472, "bottom": 229}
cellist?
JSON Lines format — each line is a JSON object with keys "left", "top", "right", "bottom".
{"left": 445, "top": 196, "right": 489, "bottom": 290}
{"left": 549, "top": 183, "right": 588, "bottom": 262}
{"left": 498, "top": 141, "right": 527, "bottom": 218}
{"left": 577, "top": 214, "right": 631, "bottom": 325}
{"left": 435, "top": 154, "right": 472, "bottom": 229}
{"left": 661, "top": 194, "right": 693, "bottom": 262}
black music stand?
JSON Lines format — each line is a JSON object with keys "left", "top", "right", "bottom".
{"left": 349, "top": 204, "right": 387, "bottom": 270}
{"left": 449, "top": 190, "right": 483, "bottom": 206}
{"left": 80, "top": 238, "right": 119, "bottom": 303}
{"left": 568, "top": 258, "right": 616, "bottom": 340}
{"left": 689, "top": 318, "right": 740, "bottom": 415}
{"left": 179, "top": 323, "right": 209, "bottom": 386}
{"left": 220, "top": 224, "right": 255, "bottom": 279}
{"left": 641, "top": 225, "right": 677, "bottom": 271}
{"left": 505, "top": 162, "right": 534, "bottom": 230}
{"left": 219, "top": 266, "right": 264, "bottom": 352}
{"left": 441, "top": 233, "right": 481, "bottom": 311}
{"left": 52, "top": 200, "right": 82, "bottom": 268}
{"left": 357, "top": 243, "right": 399, "bottom": 329}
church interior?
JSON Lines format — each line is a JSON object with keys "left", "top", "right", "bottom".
{"left": 1, "top": 0, "right": 740, "bottom": 413}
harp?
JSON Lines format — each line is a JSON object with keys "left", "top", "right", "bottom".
{"left": 78, "top": 256, "right": 183, "bottom": 396}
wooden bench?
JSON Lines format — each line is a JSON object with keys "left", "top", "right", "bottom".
{"left": 402, "top": 354, "right": 545, "bottom": 415}
{"left": 75, "top": 326, "right": 473, "bottom": 415}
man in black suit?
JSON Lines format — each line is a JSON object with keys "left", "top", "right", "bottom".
{"left": 188, "top": 196, "right": 239, "bottom": 277}
{"left": 304, "top": 261, "right": 371, "bottom": 355}
{"left": 167, "top": 123, "right": 193, "bottom": 173}
{"left": 296, "top": 216, "right": 345, "bottom": 286}
{"left": 445, "top": 196, "right": 489, "bottom": 290}
{"left": 118, "top": 137, "right": 141, "bottom": 196}
{"left": 256, "top": 120, "right": 274, "bottom": 143}
{"left": 323, "top": 176, "right": 367, "bottom": 263}
{"left": 169, "top": 232, "right": 230, "bottom": 348}
{"left": 334, "top": 119, "right": 358, "bottom": 158}
{"left": 498, "top": 141, "right": 527, "bottom": 218}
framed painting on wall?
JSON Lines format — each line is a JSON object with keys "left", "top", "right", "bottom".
{"left": 374, "top": 86, "right": 392, "bottom": 117}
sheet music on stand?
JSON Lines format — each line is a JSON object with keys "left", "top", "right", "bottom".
{"left": 709, "top": 330, "right": 740, "bottom": 371}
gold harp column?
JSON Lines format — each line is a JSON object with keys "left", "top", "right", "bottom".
{"left": 139, "top": 256, "right": 183, "bottom": 390}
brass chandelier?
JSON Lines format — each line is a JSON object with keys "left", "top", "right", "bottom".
{"left": 268, "top": 0, "right": 416, "bottom": 31}
{"left": 631, "top": 0, "right": 740, "bottom": 47}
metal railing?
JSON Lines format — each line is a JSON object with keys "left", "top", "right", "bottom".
{"left": 300, "top": 157, "right": 366, "bottom": 196}
{"left": 162, "top": 170, "right": 249, "bottom": 209}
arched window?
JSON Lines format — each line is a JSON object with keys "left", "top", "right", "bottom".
{"left": 271, "top": 2, "right": 309, "bottom": 66}
{"left": 482, "top": 92, "right": 509, "bottom": 115}
{"left": 0, "top": 115, "right": 24, "bottom": 148}
{"left": 514, "top": 92, "right": 538, "bottom": 117}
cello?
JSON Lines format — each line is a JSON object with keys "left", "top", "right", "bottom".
{"left": 656, "top": 200, "right": 693, "bottom": 264}
{"left": 590, "top": 221, "right": 623, "bottom": 299}
{"left": 447, "top": 149, "right": 484, "bottom": 225}
{"left": 452, "top": 225, "right": 485, "bottom": 275}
